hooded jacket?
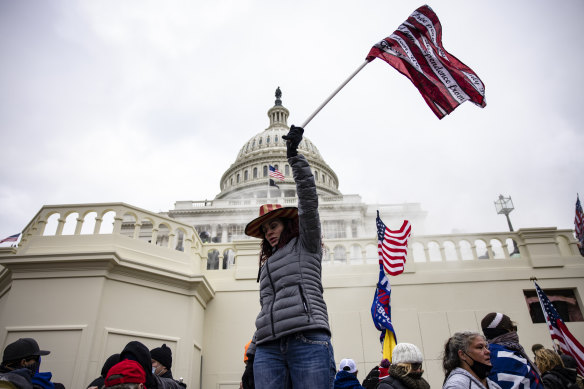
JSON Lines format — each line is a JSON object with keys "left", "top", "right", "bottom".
{"left": 443, "top": 367, "right": 502, "bottom": 389}
{"left": 120, "top": 341, "right": 183, "bottom": 389}
{"left": 333, "top": 370, "right": 365, "bottom": 389}
{"left": 542, "top": 365, "right": 579, "bottom": 389}
{"left": 87, "top": 353, "right": 120, "bottom": 388}
{"left": 254, "top": 154, "right": 330, "bottom": 344}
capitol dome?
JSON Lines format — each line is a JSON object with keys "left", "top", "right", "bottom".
{"left": 216, "top": 88, "right": 341, "bottom": 199}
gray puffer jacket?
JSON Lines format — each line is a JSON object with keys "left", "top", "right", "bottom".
{"left": 254, "top": 153, "right": 330, "bottom": 345}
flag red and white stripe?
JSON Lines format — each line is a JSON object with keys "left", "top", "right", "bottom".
{"left": 535, "top": 281, "right": 584, "bottom": 375}
{"left": 376, "top": 212, "right": 412, "bottom": 276}
{"left": 366, "top": 5, "right": 486, "bottom": 119}
{"left": 0, "top": 233, "right": 20, "bottom": 244}
{"left": 269, "top": 165, "right": 285, "bottom": 181}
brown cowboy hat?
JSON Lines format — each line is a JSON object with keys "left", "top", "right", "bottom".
{"left": 244, "top": 204, "right": 298, "bottom": 239}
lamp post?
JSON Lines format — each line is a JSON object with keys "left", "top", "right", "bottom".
{"left": 494, "top": 194, "right": 519, "bottom": 255}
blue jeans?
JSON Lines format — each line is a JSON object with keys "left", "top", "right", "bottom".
{"left": 253, "top": 330, "right": 336, "bottom": 389}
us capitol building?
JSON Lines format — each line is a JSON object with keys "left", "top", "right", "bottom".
{"left": 0, "top": 90, "right": 582, "bottom": 389}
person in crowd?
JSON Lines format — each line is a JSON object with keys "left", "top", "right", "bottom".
{"left": 104, "top": 359, "right": 146, "bottom": 389}
{"left": 245, "top": 125, "right": 335, "bottom": 389}
{"left": 443, "top": 331, "right": 502, "bottom": 389}
{"left": 481, "top": 312, "right": 543, "bottom": 389}
{"left": 377, "top": 343, "right": 430, "bottom": 389}
{"left": 151, "top": 344, "right": 173, "bottom": 379}
{"left": 379, "top": 359, "right": 390, "bottom": 380}
{"left": 241, "top": 339, "right": 255, "bottom": 389}
{"left": 0, "top": 338, "right": 65, "bottom": 389}
{"left": 119, "top": 341, "right": 183, "bottom": 389}
{"left": 0, "top": 367, "right": 33, "bottom": 389}
{"left": 361, "top": 360, "right": 380, "bottom": 389}
{"left": 87, "top": 353, "right": 120, "bottom": 389}
{"left": 560, "top": 354, "right": 584, "bottom": 389}
{"left": 534, "top": 348, "right": 579, "bottom": 389}
{"left": 333, "top": 358, "right": 364, "bottom": 389}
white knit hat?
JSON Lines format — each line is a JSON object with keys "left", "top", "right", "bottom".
{"left": 339, "top": 358, "right": 357, "bottom": 373}
{"left": 392, "top": 343, "right": 423, "bottom": 364}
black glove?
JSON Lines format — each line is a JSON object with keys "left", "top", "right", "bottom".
{"left": 282, "top": 125, "right": 304, "bottom": 158}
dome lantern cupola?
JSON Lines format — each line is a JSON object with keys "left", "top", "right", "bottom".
{"left": 267, "top": 87, "right": 289, "bottom": 129}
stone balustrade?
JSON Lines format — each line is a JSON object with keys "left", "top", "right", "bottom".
{"left": 13, "top": 203, "right": 582, "bottom": 273}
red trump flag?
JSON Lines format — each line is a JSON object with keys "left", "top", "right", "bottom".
{"left": 366, "top": 5, "right": 486, "bottom": 119}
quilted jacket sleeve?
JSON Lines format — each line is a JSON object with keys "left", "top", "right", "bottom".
{"left": 289, "top": 153, "right": 321, "bottom": 254}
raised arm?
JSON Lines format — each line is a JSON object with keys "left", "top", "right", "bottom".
{"left": 284, "top": 126, "right": 321, "bottom": 254}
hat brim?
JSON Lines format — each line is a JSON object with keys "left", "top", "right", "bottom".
{"left": 37, "top": 350, "right": 50, "bottom": 356}
{"left": 245, "top": 207, "right": 298, "bottom": 239}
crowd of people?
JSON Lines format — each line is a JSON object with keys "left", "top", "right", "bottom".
{"left": 0, "top": 338, "right": 186, "bottom": 389}
{"left": 239, "top": 312, "right": 583, "bottom": 389}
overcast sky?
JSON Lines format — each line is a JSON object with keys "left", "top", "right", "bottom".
{"left": 1, "top": 0, "right": 583, "bottom": 242}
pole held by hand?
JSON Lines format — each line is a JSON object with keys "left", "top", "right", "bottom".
{"left": 300, "top": 60, "right": 370, "bottom": 129}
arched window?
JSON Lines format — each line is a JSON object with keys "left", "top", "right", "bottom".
{"left": 259, "top": 138, "right": 263, "bottom": 145}
{"left": 315, "top": 170, "right": 319, "bottom": 182}
{"left": 285, "top": 165, "right": 290, "bottom": 176}
{"left": 253, "top": 167, "right": 258, "bottom": 179}
{"left": 263, "top": 166, "right": 268, "bottom": 177}
{"left": 267, "top": 136, "right": 270, "bottom": 144}
{"left": 244, "top": 171, "right": 248, "bottom": 181}
{"left": 274, "top": 164, "right": 279, "bottom": 171}
{"left": 236, "top": 173, "right": 240, "bottom": 183}
{"left": 275, "top": 135, "right": 279, "bottom": 143}
{"left": 252, "top": 140, "right": 256, "bottom": 147}
{"left": 230, "top": 177, "right": 233, "bottom": 186}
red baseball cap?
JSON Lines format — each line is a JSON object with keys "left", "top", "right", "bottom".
{"left": 105, "top": 359, "right": 146, "bottom": 388}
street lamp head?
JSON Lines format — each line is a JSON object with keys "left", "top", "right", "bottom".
{"left": 494, "top": 194, "right": 515, "bottom": 216}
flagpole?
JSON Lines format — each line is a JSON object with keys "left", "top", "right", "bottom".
{"left": 300, "top": 60, "right": 370, "bottom": 128}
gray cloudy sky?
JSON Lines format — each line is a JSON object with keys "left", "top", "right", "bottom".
{"left": 1, "top": 0, "right": 583, "bottom": 241}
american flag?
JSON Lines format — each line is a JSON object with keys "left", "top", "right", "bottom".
{"left": 366, "top": 5, "right": 486, "bottom": 119}
{"left": 534, "top": 281, "right": 584, "bottom": 375}
{"left": 269, "top": 165, "right": 285, "bottom": 181}
{"left": 575, "top": 194, "right": 584, "bottom": 245}
{"left": 0, "top": 233, "right": 20, "bottom": 244}
{"left": 376, "top": 211, "right": 411, "bottom": 276}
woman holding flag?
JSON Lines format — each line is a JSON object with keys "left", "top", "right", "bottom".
{"left": 244, "top": 125, "right": 335, "bottom": 389}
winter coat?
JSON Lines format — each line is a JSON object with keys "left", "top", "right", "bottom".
{"left": 542, "top": 366, "right": 579, "bottom": 389}
{"left": 362, "top": 366, "right": 380, "bottom": 389}
{"left": 254, "top": 153, "right": 330, "bottom": 345}
{"left": 443, "top": 367, "right": 502, "bottom": 389}
{"left": 377, "top": 376, "right": 408, "bottom": 389}
{"left": 333, "top": 370, "right": 365, "bottom": 389}
{"left": 0, "top": 368, "right": 33, "bottom": 389}
{"left": 488, "top": 342, "right": 543, "bottom": 389}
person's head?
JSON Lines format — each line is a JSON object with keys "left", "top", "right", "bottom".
{"left": 392, "top": 343, "right": 424, "bottom": 376}
{"left": 101, "top": 354, "right": 121, "bottom": 378}
{"left": 534, "top": 348, "right": 562, "bottom": 375}
{"left": 443, "top": 331, "right": 491, "bottom": 380}
{"left": 481, "top": 312, "right": 515, "bottom": 340}
{"left": 119, "top": 341, "right": 155, "bottom": 389}
{"left": 105, "top": 359, "right": 146, "bottom": 389}
{"left": 339, "top": 358, "right": 358, "bottom": 376}
{"left": 1, "top": 338, "right": 50, "bottom": 373}
{"left": 244, "top": 204, "right": 298, "bottom": 263}
{"left": 150, "top": 344, "right": 171, "bottom": 376}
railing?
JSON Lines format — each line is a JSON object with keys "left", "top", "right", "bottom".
{"left": 173, "top": 194, "right": 365, "bottom": 210}
{"left": 19, "top": 203, "right": 203, "bottom": 253}
{"left": 15, "top": 203, "right": 582, "bottom": 272}
{"left": 203, "top": 229, "right": 582, "bottom": 270}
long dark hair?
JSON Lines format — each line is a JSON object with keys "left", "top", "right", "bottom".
{"left": 258, "top": 217, "right": 299, "bottom": 267}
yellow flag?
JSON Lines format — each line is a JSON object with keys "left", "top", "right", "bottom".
{"left": 382, "top": 330, "right": 397, "bottom": 361}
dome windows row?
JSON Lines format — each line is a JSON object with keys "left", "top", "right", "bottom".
{"left": 224, "top": 164, "right": 335, "bottom": 189}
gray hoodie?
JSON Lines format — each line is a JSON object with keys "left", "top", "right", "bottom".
{"left": 443, "top": 367, "right": 502, "bottom": 389}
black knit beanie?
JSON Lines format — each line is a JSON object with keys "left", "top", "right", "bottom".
{"left": 150, "top": 344, "right": 172, "bottom": 369}
{"left": 481, "top": 312, "right": 514, "bottom": 340}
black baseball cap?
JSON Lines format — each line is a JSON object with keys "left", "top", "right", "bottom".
{"left": 2, "top": 338, "right": 50, "bottom": 363}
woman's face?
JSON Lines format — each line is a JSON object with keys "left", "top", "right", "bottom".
{"left": 461, "top": 336, "right": 491, "bottom": 367}
{"left": 262, "top": 218, "right": 285, "bottom": 248}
